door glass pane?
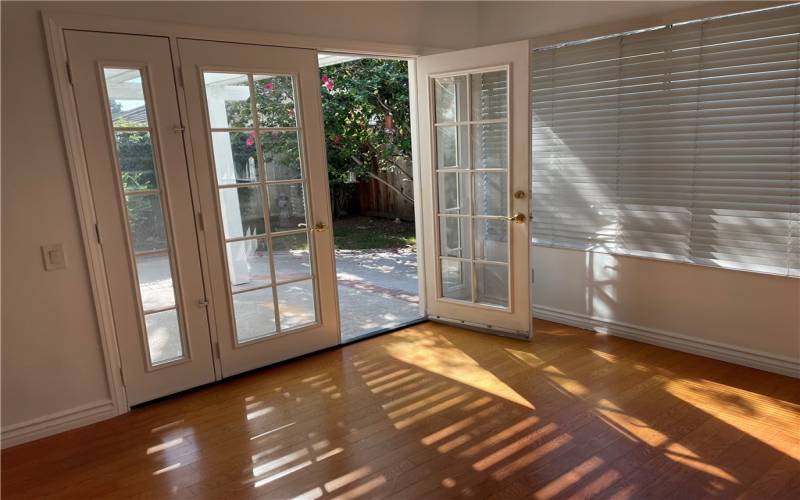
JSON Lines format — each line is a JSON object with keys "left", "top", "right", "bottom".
{"left": 211, "top": 132, "right": 259, "bottom": 185}
{"left": 136, "top": 253, "right": 176, "bottom": 310}
{"left": 471, "top": 71, "right": 508, "bottom": 120}
{"left": 440, "top": 216, "right": 471, "bottom": 259}
{"left": 441, "top": 259, "right": 472, "bottom": 301}
{"left": 436, "top": 125, "right": 468, "bottom": 169}
{"left": 126, "top": 193, "right": 168, "bottom": 252}
{"left": 433, "top": 70, "right": 511, "bottom": 308}
{"left": 202, "top": 70, "right": 318, "bottom": 342}
{"left": 272, "top": 233, "right": 311, "bottom": 282}
{"left": 203, "top": 72, "right": 253, "bottom": 128}
{"left": 104, "top": 67, "right": 187, "bottom": 366}
{"left": 434, "top": 76, "right": 467, "bottom": 123}
{"left": 474, "top": 219, "right": 508, "bottom": 263}
{"left": 104, "top": 68, "right": 148, "bottom": 127}
{"left": 218, "top": 186, "right": 266, "bottom": 239}
{"left": 261, "top": 131, "right": 302, "bottom": 181}
{"left": 277, "top": 280, "right": 316, "bottom": 330}
{"left": 268, "top": 183, "right": 307, "bottom": 232}
{"left": 472, "top": 124, "right": 508, "bottom": 169}
{"left": 474, "top": 172, "right": 507, "bottom": 216}
{"left": 476, "top": 263, "right": 508, "bottom": 307}
{"left": 255, "top": 75, "right": 297, "bottom": 128}
{"left": 115, "top": 132, "right": 157, "bottom": 191}
{"left": 438, "top": 172, "right": 470, "bottom": 215}
{"left": 227, "top": 238, "right": 271, "bottom": 293}
{"left": 233, "top": 287, "right": 277, "bottom": 342}
{"left": 145, "top": 309, "right": 183, "bottom": 365}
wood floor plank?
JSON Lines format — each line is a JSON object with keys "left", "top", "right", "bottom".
{"left": 3, "top": 320, "right": 798, "bottom": 499}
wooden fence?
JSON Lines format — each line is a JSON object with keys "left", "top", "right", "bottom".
{"left": 357, "top": 165, "right": 415, "bottom": 221}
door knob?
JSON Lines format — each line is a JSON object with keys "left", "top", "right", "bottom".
{"left": 314, "top": 222, "right": 327, "bottom": 232}
{"left": 505, "top": 213, "right": 526, "bottom": 224}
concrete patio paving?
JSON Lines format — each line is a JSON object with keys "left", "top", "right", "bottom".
{"left": 335, "top": 249, "right": 421, "bottom": 341}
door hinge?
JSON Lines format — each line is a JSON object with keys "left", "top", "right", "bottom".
{"left": 94, "top": 223, "right": 102, "bottom": 244}
{"left": 196, "top": 211, "right": 204, "bottom": 231}
{"left": 65, "top": 61, "right": 73, "bottom": 85}
{"left": 176, "top": 67, "right": 184, "bottom": 88}
{"left": 531, "top": 268, "right": 535, "bottom": 284}
{"left": 119, "top": 367, "right": 126, "bottom": 387}
{"left": 213, "top": 341, "right": 221, "bottom": 360}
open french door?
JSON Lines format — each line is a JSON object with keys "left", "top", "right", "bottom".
{"left": 417, "top": 41, "right": 532, "bottom": 338}
{"left": 178, "top": 40, "right": 340, "bottom": 377}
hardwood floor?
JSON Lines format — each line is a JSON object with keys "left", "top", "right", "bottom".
{"left": 3, "top": 319, "right": 799, "bottom": 499}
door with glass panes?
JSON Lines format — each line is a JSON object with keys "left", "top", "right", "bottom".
{"left": 178, "top": 39, "right": 339, "bottom": 377}
{"left": 65, "top": 31, "right": 216, "bottom": 404}
{"left": 417, "top": 41, "right": 532, "bottom": 337}
{"left": 65, "top": 31, "right": 339, "bottom": 403}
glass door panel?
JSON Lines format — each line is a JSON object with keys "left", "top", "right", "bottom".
{"left": 179, "top": 39, "right": 339, "bottom": 377}
{"left": 433, "top": 68, "right": 511, "bottom": 308}
{"left": 202, "top": 72, "right": 316, "bottom": 343}
{"left": 418, "top": 41, "right": 532, "bottom": 337}
{"left": 104, "top": 68, "right": 186, "bottom": 366}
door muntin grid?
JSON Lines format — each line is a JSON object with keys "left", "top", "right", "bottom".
{"left": 432, "top": 69, "right": 511, "bottom": 309}
{"left": 101, "top": 67, "right": 189, "bottom": 368}
{"left": 202, "top": 71, "right": 319, "bottom": 344}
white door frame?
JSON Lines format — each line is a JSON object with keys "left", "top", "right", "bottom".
{"left": 42, "top": 10, "right": 428, "bottom": 416}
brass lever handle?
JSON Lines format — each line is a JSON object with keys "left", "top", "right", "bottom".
{"left": 314, "top": 222, "right": 327, "bottom": 232}
{"left": 505, "top": 213, "right": 527, "bottom": 224}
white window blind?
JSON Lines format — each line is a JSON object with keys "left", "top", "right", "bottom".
{"left": 531, "top": 5, "right": 800, "bottom": 277}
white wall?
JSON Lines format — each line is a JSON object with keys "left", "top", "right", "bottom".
{"left": 2, "top": 0, "right": 796, "bottom": 443}
{"left": 532, "top": 248, "right": 800, "bottom": 371}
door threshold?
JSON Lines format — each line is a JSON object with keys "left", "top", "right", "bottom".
{"left": 131, "top": 317, "right": 430, "bottom": 409}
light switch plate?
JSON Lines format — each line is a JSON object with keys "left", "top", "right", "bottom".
{"left": 41, "top": 244, "right": 67, "bottom": 271}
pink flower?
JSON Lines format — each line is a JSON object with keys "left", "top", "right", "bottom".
{"left": 245, "top": 131, "right": 256, "bottom": 146}
{"left": 321, "top": 75, "right": 334, "bottom": 92}
{"left": 333, "top": 134, "right": 342, "bottom": 145}
{"left": 262, "top": 82, "right": 274, "bottom": 92}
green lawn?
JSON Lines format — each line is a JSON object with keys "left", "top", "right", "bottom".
{"left": 333, "top": 216, "right": 416, "bottom": 250}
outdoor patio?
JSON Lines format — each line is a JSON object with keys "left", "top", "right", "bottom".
{"left": 335, "top": 248, "right": 420, "bottom": 341}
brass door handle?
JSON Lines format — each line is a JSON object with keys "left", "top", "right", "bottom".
{"left": 505, "top": 213, "right": 527, "bottom": 224}
{"left": 314, "top": 222, "right": 327, "bottom": 232}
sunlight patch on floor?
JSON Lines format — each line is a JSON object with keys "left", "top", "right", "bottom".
{"left": 664, "top": 377, "right": 800, "bottom": 459}
{"left": 146, "top": 438, "right": 183, "bottom": 455}
{"left": 385, "top": 332, "right": 534, "bottom": 409}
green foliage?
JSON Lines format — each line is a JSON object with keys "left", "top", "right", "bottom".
{"left": 320, "top": 59, "right": 411, "bottom": 186}
{"left": 215, "top": 62, "right": 412, "bottom": 217}
{"left": 114, "top": 127, "right": 165, "bottom": 250}
{"left": 333, "top": 216, "right": 416, "bottom": 250}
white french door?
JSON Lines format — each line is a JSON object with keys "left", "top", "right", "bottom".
{"left": 178, "top": 40, "right": 339, "bottom": 377}
{"left": 66, "top": 31, "right": 339, "bottom": 402}
{"left": 417, "top": 41, "right": 532, "bottom": 337}
{"left": 65, "top": 31, "right": 216, "bottom": 404}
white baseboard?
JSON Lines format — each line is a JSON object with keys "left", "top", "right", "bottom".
{"left": 1, "top": 399, "right": 117, "bottom": 449}
{"left": 533, "top": 305, "right": 800, "bottom": 378}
